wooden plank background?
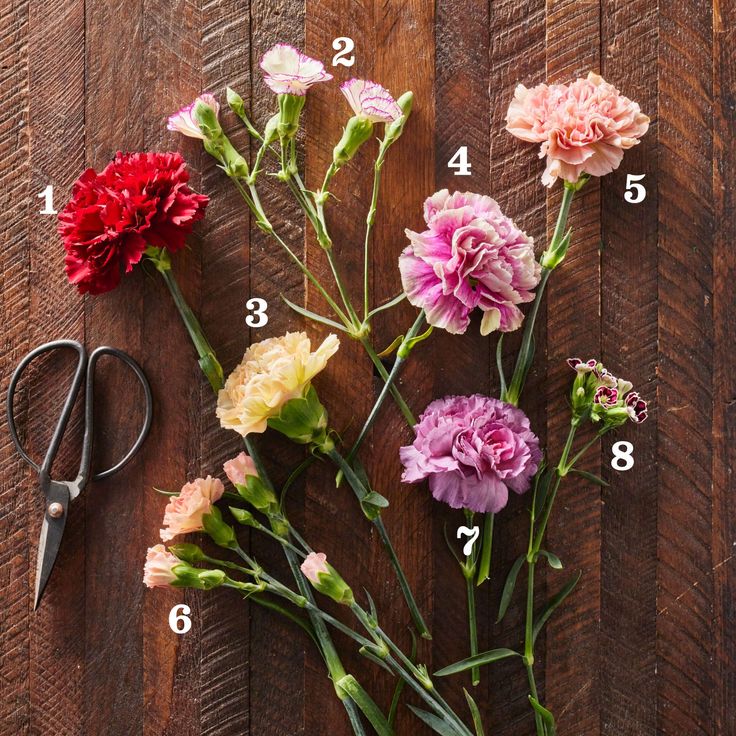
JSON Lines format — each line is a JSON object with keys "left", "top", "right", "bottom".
{"left": 1, "top": 1, "right": 734, "bottom": 734}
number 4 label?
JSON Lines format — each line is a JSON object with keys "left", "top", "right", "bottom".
{"left": 448, "top": 146, "right": 471, "bottom": 176}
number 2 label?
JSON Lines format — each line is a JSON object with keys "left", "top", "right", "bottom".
{"left": 332, "top": 37, "right": 355, "bottom": 67}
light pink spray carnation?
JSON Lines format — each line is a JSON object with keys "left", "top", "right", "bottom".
{"left": 400, "top": 395, "right": 542, "bottom": 514}
{"left": 399, "top": 190, "right": 540, "bottom": 335}
{"left": 300, "top": 552, "right": 329, "bottom": 584}
{"left": 143, "top": 544, "right": 180, "bottom": 588}
{"left": 223, "top": 452, "right": 258, "bottom": 486}
{"left": 506, "top": 72, "right": 650, "bottom": 187}
{"left": 260, "top": 44, "right": 333, "bottom": 95}
{"left": 340, "top": 79, "right": 402, "bottom": 123}
{"left": 160, "top": 476, "right": 225, "bottom": 542}
{"left": 167, "top": 93, "right": 220, "bottom": 139}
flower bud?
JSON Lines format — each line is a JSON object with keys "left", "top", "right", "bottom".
{"left": 333, "top": 116, "right": 374, "bottom": 167}
{"left": 300, "top": 552, "right": 354, "bottom": 606}
{"left": 277, "top": 93, "right": 306, "bottom": 139}
{"left": 229, "top": 506, "right": 260, "bottom": 528}
{"left": 264, "top": 113, "right": 280, "bottom": 145}
{"left": 202, "top": 506, "right": 238, "bottom": 549}
{"left": 167, "top": 543, "right": 206, "bottom": 564}
{"left": 226, "top": 87, "right": 246, "bottom": 120}
{"left": 383, "top": 90, "right": 413, "bottom": 146}
{"left": 170, "top": 563, "right": 226, "bottom": 590}
{"left": 224, "top": 452, "right": 278, "bottom": 511}
{"left": 540, "top": 229, "right": 572, "bottom": 270}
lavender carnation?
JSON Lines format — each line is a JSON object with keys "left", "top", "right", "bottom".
{"left": 399, "top": 190, "right": 540, "bottom": 335}
{"left": 400, "top": 394, "right": 542, "bottom": 513}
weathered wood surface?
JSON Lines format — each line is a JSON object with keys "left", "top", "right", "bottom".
{"left": 1, "top": 1, "right": 734, "bottom": 734}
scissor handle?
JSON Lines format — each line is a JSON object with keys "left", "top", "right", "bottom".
{"left": 6, "top": 340, "right": 153, "bottom": 487}
{"left": 7, "top": 339, "right": 87, "bottom": 474}
{"left": 85, "top": 346, "right": 153, "bottom": 482}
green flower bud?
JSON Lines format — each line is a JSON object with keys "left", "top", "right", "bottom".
{"left": 383, "top": 90, "right": 413, "bottom": 145}
{"left": 264, "top": 113, "right": 280, "bottom": 145}
{"left": 301, "top": 552, "right": 354, "bottom": 606}
{"left": 170, "top": 564, "right": 226, "bottom": 590}
{"left": 229, "top": 506, "right": 260, "bottom": 528}
{"left": 226, "top": 87, "right": 246, "bottom": 119}
{"left": 277, "top": 93, "right": 306, "bottom": 139}
{"left": 233, "top": 475, "right": 278, "bottom": 512}
{"left": 202, "top": 506, "right": 238, "bottom": 549}
{"left": 167, "top": 543, "right": 205, "bottom": 564}
{"left": 333, "top": 116, "right": 374, "bottom": 167}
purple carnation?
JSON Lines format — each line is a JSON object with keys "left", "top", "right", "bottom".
{"left": 399, "top": 394, "right": 542, "bottom": 513}
{"left": 398, "top": 190, "right": 540, "bottom": 335}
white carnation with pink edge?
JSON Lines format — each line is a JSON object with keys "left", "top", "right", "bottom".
{"left": 260, "top": 44, "right": 333, "bottom": 95}
{"left": 167, "top": 93, "right": 220, "bottom": 140}
{"left": 340, "top": 79, "right": 402, "bottom": 123}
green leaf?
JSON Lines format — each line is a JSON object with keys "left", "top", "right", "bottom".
{"left": 366, "top": 292, "right": 407, "bottom": 320}
{"left": 569, "top": 468, "right": 610, "bottom": 487}
{"left": 358, "top": 644, "right": 393, "bottom": 674}
{"left": 463, "top": 689, "right": 485, "bottom": 736}
{"left": 406, "top": 706, "right": 462, "bottom": 736}
{"left": 434, "top": 648, "right": 520, "bottom": 677}
{"left": 362, "top": 491, "right": 389, "bottom": 508}
{"left": 528, "top": 696, "right": 556, "bottom": 736}
{"left": 337, "top": 675, "right": 395, "bottom": 736}
{"left": 496, "top": 335, "right": 506, "bottom": 398}
{"left": 388, "top": 628, "right": 417, "bottom": 727}
{"left": 537, "top": 550, "right": 563, "bottom": 569}
{"left": 377, "top": 334, "right": 404, "bottom": 358}
{"left": 496, "top": 554, "right": 525, "bottom": 622}
{"left": 532, "top": 468, "right": 553, "bottom": 522}
{"left": 532, "top": 570, "right": 582, "bottom": 645}
{"left": 280, "top": 294, "right": 348, "bottom": 332}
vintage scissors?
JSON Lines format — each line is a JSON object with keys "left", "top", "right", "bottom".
{"left": 6, "top": 339, "right": 153, "bottom": 609}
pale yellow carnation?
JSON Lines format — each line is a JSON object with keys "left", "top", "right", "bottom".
{"left": 217, "top": 332, "right": 339, "bottom": 437}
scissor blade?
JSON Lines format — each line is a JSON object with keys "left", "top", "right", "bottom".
{"left": 33, "top": 481, "right": 70, "bottom": 610}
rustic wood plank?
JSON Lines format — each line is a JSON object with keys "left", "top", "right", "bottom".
{"left": 599, "top": 2, "right": 659, "bottom": 733}
{"left": 656, "top": 2, "right": 715, "bottom": 734}
{"left": 247, "top": 3, "right": 310, "bottom": 734}
{"left": 432, "top": 0, "right": 493, "bottom": 723}
{"left": 0, "top": 1, "right": 31, "bottom": 734}
{"left": 487, "top": 2, "right": 549, "bottom": 733}
{"left": 712, "top": 2, "right": 736, "bottom": 732}
{"left": 543, "top": 2, "right": 602, "bottom": 734}
{"left": 24, "top": 1, "right": 87, "bottom": 734}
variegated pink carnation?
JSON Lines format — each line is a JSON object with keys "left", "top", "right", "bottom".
{"left": 400, "top": 395, "right": 541, "bottom": 514}
{"left": 223, "top": 452, "right": 258, "bottom": 486}
{"left": 143, "top": 544, "right": 180, "bottom": 588}
{"left": 260, "top": 44, "right": 332, "bottom": 95}
{"left": 340, "top": 79, "right": 401, "bottom": 123}
{"left": 160, "top": 476, "right": 225, "bottom": 542}
{"left": 167, "top": 93, "right": 220, "bottom": 139}
{"left": 399, "top": 190, "right": 540, "bottom": 335}
{"left": 506, "top": 72, "right": 650, "bottom": 187}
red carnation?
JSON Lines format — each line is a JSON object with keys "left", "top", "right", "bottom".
{"left": 58, "top": 151, "right": 208, "bottom": 295}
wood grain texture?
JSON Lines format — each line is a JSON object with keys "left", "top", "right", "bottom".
{"left": 2, "top": 2, "right": 734, "bottom": 735}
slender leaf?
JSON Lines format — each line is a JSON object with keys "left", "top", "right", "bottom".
{"left": 358, "top": 645, "right": 394, "bottom": 675}
{"left": 280, "top": 455, "right": 316, "bottom": 507}
{"left": 496, "top": 335, "right": 506, "bottom": 398}
{"left": 528, "top": 696, "right": 556, "bottom": 736}
{"left": 377, "top": 334, "right": 404, "bottom": 358}
{"left": 362, "top": 490, "right": 389, "bottom": 508}
{"left": 366, "top": 292, "right": 407, "bottom": 320}
{"left": 537, "top": 549, "right": 563, "bottom": 570}
{"left": 569, "top": 468, "right": 610, "bottom": 487}
{"left": 406, "top": 706, "right": 463, "bottom": 736}
{"left": 532, "top": 571, "right": 582, "bottom": 645}
{"left": 281, "top": 294, "right": 348, "bottom": 331}
{"left": 442, "top": 523, "right": 464, "bottom": 566}
{"left": 388, "top": 628, "right": 417, "bottom": 727}
{"left": 434, "top": 648, "right": 520, "bottom": 677}
{"left": 533, "top": 468, "right": 553, "bottom": 522}
{"left": 337, "top": 675, "right": 394, "bottom": 736}
{"left": 463, "top": 689, "right": 485, "bottom": 736}
{"left": 496, "top": 554, "right": 526, "bottom": 622}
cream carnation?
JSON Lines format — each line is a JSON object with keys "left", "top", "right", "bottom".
{"left": 216, "top": 332, "right": 339, "bottom": 437}
{"left": 160, "top": 476, "right": 225, "bottom": 542}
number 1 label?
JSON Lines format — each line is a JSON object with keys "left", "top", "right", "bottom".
{"left": 38, "top": 184, "right": 57, "bottom": 215}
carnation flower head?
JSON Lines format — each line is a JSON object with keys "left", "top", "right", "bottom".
{"left": 400, "top": 394, "right": 542, "bottom": 514}
{"left": 143, "top": 544, "right": 180, "bottom": 589}
{"left": 217, "top": 332, "right": 339, "bottom": 437}
{"left": 399, "top": 190, "right": 540, "bottom": 335}
{"left": 58, "top": 151, "right": 208, "bottom": 294}
{"left": 506, "top": 72, "right": 650, "bottom": 187}
{"left": 160, "top": 475, "right": 225, "bottom": 542}
{"left": 260, "top": 44, "right": 332, "bottom": 95}
{"left": 167, "top": 93, "right": 220, "bottom": 139}
{"left": 223, "top": 452, "right": 258, "bottom": 486}
{"left": 340, "top": 79, "right": 402, "bottom": 123}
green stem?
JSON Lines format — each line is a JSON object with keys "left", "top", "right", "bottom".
{"left": 363, "top": 148, "right": 387, "bottom": 319}
{"left": 475, "top": 511, "right": 494, "bottom": 586}
{"left": 326, "top": 447, "right": 430, "bottom": 639}
{"left": 348, "top": 312, "right": 425, "bottom": 462}
{"left": 359, "top": 335, "right": 416, "bottom": 427}
{"left": 465, "top": 566, "right": 480, "bottom": 686}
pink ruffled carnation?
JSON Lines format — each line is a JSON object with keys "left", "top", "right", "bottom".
{"left": 223, "top": 452, "right": 258, "bottom": 486}
{"left": 340, "top": 79, "right": 401, "bottom": 123}
{"left": 260, "top": 44, "right": 333, "bottom": 95}
{"left": 506, "top": 72, "right": 650, "bottom": 187}
{"left": 160, "top": 476, "right": 225, "bottom": 542}
{"left": 143, "top": 544, "right": 180, "bottom": 588}
{"left": 167, "top": 93, "right": 220, "bottom": 139}
{"left": 399, "top": 190, "right": 540, "bottom": 335}
{"left": 400, "top": 395, "right": 542, "bottom": 514}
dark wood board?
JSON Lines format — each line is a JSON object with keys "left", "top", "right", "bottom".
{"left": 1, "top": 1, "right": 734, "bottom": 734}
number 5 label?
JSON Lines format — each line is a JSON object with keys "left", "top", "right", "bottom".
{"left": 624, "top": 174, "right": 646, "bottom": 203}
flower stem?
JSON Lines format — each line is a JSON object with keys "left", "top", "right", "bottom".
{"left": 325, "top": 446, "right": 430, "bottom": 639}
{"left": 475, "top": 511, "right": 494, "bottom": 586}
{"left": 464, "top": 562, "right": 480, "bottom": 686}
{"left": 363, "top": 146, "right": 388, "bottom": 320}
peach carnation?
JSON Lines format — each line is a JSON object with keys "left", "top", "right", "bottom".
{"left": 160, "top": 476, "right": 225, "bottom": 542}
{"left": 143, "top": 544, "right": 180, "bottom": 588}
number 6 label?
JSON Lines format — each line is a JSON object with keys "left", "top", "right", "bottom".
{"left": 611, "top": 441, "right": 634, "bottom": 471}
{"left": 169, "top": 604, "right": 192, "bottom": 634}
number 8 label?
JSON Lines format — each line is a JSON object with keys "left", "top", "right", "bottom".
{"left": 611, "top": 441, "right": 634, "bottom": 471}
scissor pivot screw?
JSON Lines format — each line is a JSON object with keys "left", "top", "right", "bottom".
{"left": 47, "top": 502, "right": 64, "bottom": 519}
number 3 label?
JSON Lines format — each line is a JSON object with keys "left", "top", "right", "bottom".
{"left": 611, "top": 441, "right": 634, "bottom": 471}
{"left": 169, "top": 604, "right": 192, "bottom": 634}
{"left": 245, "top": 297, "right": 268, "bottom": 328}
